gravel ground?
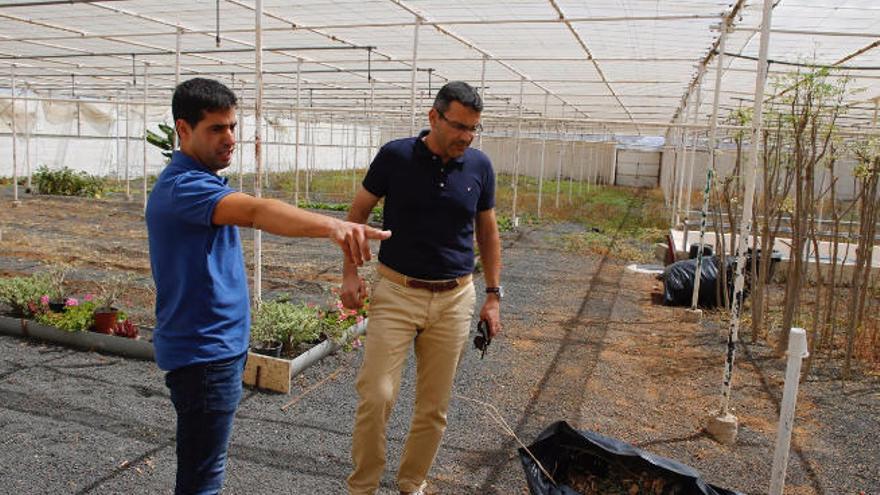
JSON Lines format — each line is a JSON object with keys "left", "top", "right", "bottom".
{"left": 0, "top": 190, "right": 877, "bottom": 494}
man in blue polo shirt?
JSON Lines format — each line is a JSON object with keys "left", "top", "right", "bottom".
{"left": 341, "top": 81, "right": 503, "bottom": 495}
{"left": 146, "top": 77, "right": 389, "bottom": 495}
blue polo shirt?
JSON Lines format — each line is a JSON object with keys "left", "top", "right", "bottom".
{"left": 363, "top": 130, "right": 495, "bottom": 280}
{"left": 145, "top": 151, "right": 250, "bottom": 371}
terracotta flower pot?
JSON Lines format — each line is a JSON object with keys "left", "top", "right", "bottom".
{"left": 93, "top": 308, "right": 119, "bottom": 334}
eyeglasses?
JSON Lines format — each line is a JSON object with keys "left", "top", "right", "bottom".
{"left": 437, "top": 111, "right": 483, "bottom": 135}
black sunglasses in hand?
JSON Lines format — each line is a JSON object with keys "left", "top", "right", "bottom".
{"left": 473, "top": 319, "right": 491, "bottom": 359}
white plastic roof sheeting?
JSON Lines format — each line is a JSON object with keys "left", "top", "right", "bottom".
{"left": 0, "top": 0, "right": 877, "bottom": 136}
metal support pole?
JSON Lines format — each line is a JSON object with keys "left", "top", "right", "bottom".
{"left": 369, "top": 79, "right": 375, "bottom": 160}
{"left": 670, "top": 113, "right": 687, "bottom": 226}
{"left": 709, "top": 0, "right": 774, "bottom": 446}
{"left": 555, "top": 105, "right": 565, "bottom": 208}
{"left": 115, "top": 93, "right": 121, "bottom": 181}
{"left": 682, "top": 81, "right": 702, "bottom": 251}
{"left": 477, "top": 53, "right": 487, "bottom": 150}
{"left": 769, "top": 328, "right": 809, "bottom": 495}
{"left": 125, "top": 84, "right": 131, "bottom": 200}
{"left": 10, "top": 64, "right": 18, "bottom": 203}
{"left": 24, "top": 83, "right": 31, "bottom": 190}
{"left": 294, "top": 58, "right": 302, "bottom": 204}
{"left": 409, "top": 16, "right": 421, "bottom": 136}
{"left": 238, "top": 79, "right": 244, "bottom": 191}
{"left": 142, "top": 62, "right": 149, "bottom": 212}
{"left": 352, "top": 119, "right": 359, "bottom": 194}
{"left": 691, "top": 19, "right": 728, "bottom": 311}
{"left": 568, "top": 139, "right": 574, "bottom": 204}
{"left": 537, "top": 91, "right": 548, "bottom": 218}
{"left": 253, "top": 0, "right": 264, "bottom": 306}
{"left": 173, "top": 25, "right": 182, "bottom": 150}
{"left": 511, "top": 77, "right": 525, "bottom": 225}
{"left": 674, "top": 100, "right": 694, "bottom": 227}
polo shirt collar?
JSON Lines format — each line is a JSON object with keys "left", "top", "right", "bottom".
{"left": 415, "top": 130, "right": 465, "bottom": 168}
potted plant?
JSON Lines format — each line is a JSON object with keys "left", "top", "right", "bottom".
{"left": 251, "top": 300, "right": 322, "bottom": 357}
{"left": 250, "top": 301, "right": 281, "bottom": 357}
{"left": 93, "top": 274, "right": 129, "bottom": 334}
{"left": 45, "top": 264, "right": 71, "bottom": 312}
{"left": 0, "top": 273, "right": 53, "bottom": 318}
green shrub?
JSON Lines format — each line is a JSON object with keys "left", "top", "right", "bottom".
{"left": 35, "top": 301, "right": 96, "bottom": 332}
{"left": 0, "top": 274, "right": 53, "bottom": 316}
{"left": 251, "top": 300, "right": 322, "bottom": 351}
{"left": 32, "top": 166, "right": 105, "bottom": 198}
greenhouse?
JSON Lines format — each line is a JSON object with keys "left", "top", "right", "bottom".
{"left": 0, "top": 1, "right": 878, "bottom": 494}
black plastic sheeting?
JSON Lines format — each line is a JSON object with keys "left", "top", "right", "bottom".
{"left": 660, "top": 249, "right": 782, "bottom": 308}
{"left": 519, "top": 421, "right": 742, "bottom": 495}
{"left": 661, "top": 256, "right": 735, "bottom": 308}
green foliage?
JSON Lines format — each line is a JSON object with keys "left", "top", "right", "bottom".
{"left": 370, "top": 205, "right": 383, "bottom": 223}
{"left": 146, "top": 123, "right": 175, "bottom": 161}
{"left": 35, "top": 301, "right": 96, "bottom": 332}
{"left": 32, "top": 166, "right": 105, "bottom": 198}
{"left": 297, "top": 200, "right": 348, "bottom": 212}
{"left": 0, "top": 274, "right": 53, "bottom": 316}
{"left": 496, "top": 215, "right": 514, "bottom": 232}
{"left": 251, "top": 300, "right": 322, "bottom": 349}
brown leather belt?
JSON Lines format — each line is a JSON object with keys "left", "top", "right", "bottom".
{"left": 377, "top": 263, "right": 471, "bottom": 293}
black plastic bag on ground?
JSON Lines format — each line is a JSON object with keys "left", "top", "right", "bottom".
{"left": 661, "top": 256, "right": 737, "bottom": 309}
{"left": 519, "top": 421, "right": 742, "bottom": 495}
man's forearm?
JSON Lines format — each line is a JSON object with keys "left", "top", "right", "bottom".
{"left": 477, "top": 233, "right": 501, "bottom": 287}
{"left": 252, "top": 198, "right": 342, "bottom": 239}
{"left": 343, "top": 204, "right": 373, "bottom": 277}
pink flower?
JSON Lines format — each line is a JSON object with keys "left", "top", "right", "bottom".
{"left": 356, "top": 315, "right": 364, "bottom": 324}
{"left": 40, "top": 295, "right": 50, "bottom": 305}
{"left": 65, "top": 298, "right": 79, "bottom": 306}
{"left": 352, "top": 337, "right": 363, "bottom": 349}
{"left": 84, "top": 293, "right": 95, "bottom": 302}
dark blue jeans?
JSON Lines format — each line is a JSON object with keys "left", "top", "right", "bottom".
{"left": 165, "top": 352, "right": 247, "bottom": 495}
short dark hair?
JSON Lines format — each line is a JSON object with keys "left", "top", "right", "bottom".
{"left": 433, "top": 81, "right": 483, "bottom": 114}
{"left": 172, "top": 78, "right": 238, "bottom": 129}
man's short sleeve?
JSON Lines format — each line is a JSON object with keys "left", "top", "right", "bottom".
{"left": 362, "top": 144, "right": 392, "bottom": 198}
{"left": 171, "top": 171, "right": 235, "bottom": 226}
{"left": 477, "top": 158, "right": 496, "bottom": 211}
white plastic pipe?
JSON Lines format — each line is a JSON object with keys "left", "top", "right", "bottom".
{"left": 290, "top": 319, "right": 367, "bottom": 377}
{"left": 769, "top": 328, "right": 809, "bottom": 495}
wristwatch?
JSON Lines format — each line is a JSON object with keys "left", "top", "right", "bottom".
{"left": 486, "top": 286, "right": 504, "bottom": 300}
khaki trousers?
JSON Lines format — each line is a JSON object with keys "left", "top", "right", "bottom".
{"left": 347, "top": 271, "right": 476, "bottom": 494}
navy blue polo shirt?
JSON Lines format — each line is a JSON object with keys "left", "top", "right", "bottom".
{"left": 363, "top": 130, "right": 495, "bottom": 280}
{"left": 145, "top": 150, "right": 250, "bottom": 371}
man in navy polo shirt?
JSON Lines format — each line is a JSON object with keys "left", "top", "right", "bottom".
{"left": 341, "top": 81, "right": 503, "bottom": 495}
{"left": 146, "top": 77, "right": 389, "bottom": 495}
